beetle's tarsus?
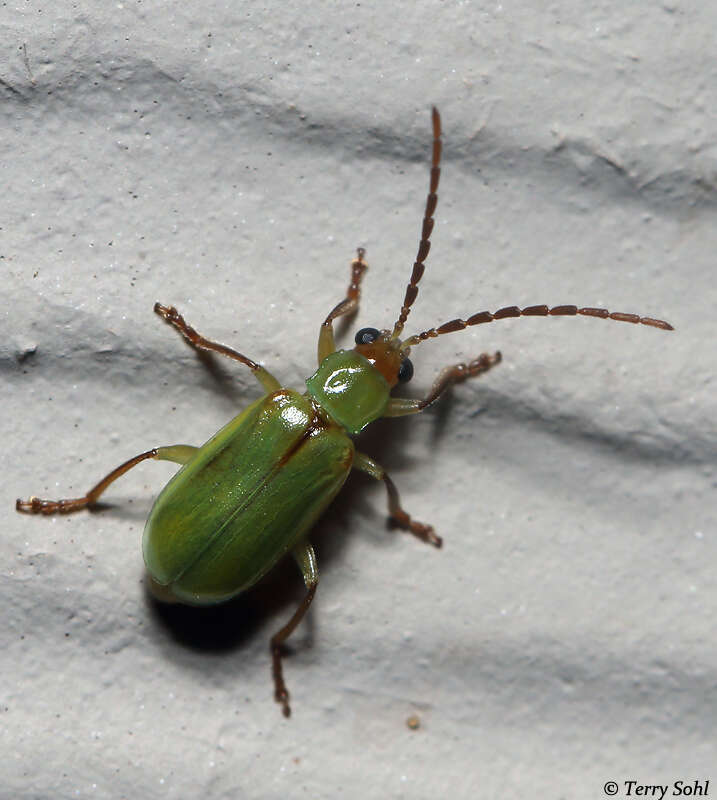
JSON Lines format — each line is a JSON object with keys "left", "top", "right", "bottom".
{"left": 278, "top": 691, "right": 291, "bottom": 718}
{"left": 390, "top": 511, "right": 443, "bottom": 549}
{"left": 272, "top": 645, "right": 292, "bottom": 717}
{"left": 16, "top": 495, "right": 90, "bottom": 515}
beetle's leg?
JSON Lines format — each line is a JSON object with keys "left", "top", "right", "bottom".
{"left": 16, "top": 445, "right": 197, "bottom": 515}
{"left": 317, "top": 248, "right": 368, "bottom": 364}
{"left": 154, "top": 303, "right": 281, "bottom": 393}
{"left": 271, "top": 541, "right": 318, "bottom": 718}
{"left": 385, "top": 351, "right": 502, "bottom": 417}
{"left": 354, "top": 452, "right": 442, "bottom": 548}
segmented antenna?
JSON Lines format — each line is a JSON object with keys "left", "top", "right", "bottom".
{"left": 391, "top": 107, "right": 442, "bottom": 339}
{"left": 402, "top": 304, "right": 673, "bottom": 347}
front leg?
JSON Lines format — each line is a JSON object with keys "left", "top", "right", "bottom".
{"left": 385, "top": 351, "right": 502, "bottom": 417}
{"left": 317, "top": 249, "right": 368, "bottom": 364}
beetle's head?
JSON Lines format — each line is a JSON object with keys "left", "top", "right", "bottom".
{"left": 353, "top": 326, "right": 414, "bottom": 388}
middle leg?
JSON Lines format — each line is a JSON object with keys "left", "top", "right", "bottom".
{"left": 354, "top": 451, "right": 442, "bottom": 548}
{"left": 154, "top": 303, "right": 281, "bottom": 393}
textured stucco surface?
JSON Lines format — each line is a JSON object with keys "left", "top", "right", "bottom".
{"left": 2, "top": 3, "right": 716, "bottom": 799}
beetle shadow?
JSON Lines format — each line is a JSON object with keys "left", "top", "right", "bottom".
{"left": 144, "top": 555, "right": 311, "bottom": 656}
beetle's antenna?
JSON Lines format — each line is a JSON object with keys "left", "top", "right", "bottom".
{"left": 391, "top": 107, "right": 442, "bottom": 340}
{"left": 402, "top": 303, "right": 673, "bottom": 347}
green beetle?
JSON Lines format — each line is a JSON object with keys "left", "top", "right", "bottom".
{"left": 17, "top": 108, "right": 673, "bottom": 716}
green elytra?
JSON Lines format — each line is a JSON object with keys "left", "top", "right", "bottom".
{"left": 17, "top": 108, "right": 673, "bottom": 717}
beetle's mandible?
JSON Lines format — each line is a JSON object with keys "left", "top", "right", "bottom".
{"left": 17, "top": 108, "right": 673, "bottom": 717}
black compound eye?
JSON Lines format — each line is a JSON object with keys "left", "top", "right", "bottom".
{"left": 397, "top": 357, "right": 414, "bottom": 383}
{"left": 355, "top": 327, "right": 381, "bottom": 345}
